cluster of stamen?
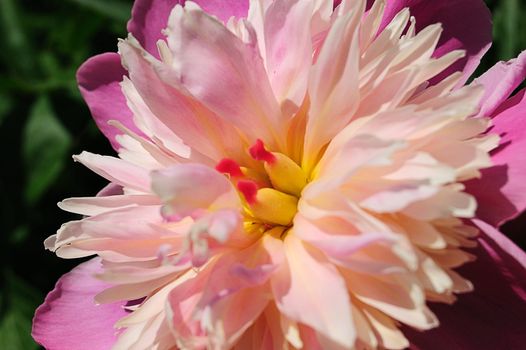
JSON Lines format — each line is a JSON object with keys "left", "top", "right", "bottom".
{"left": 216, "top": 139, "right": 308, "bottom": 236}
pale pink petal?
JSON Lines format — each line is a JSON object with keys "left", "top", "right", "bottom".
{"left": 168, "top": 238, "right": 281, "bottom": 347}
{"left": 77, "top": 53, "right": 143, "bottom": 150}
{"left": 73, "top": 151, "right": 150, "bottom": 193}
{"left": 119, "top": 38, "right": 246, "bottom": 163}
{"left": 343, "top": 270, "right": 438, "bottom": 330}
{"left": 371, "top": 0, "right": 492, "bottom": 86}
{"left": 151, "top": 163, "right": 239, "bottom": 220}
{"left": 406, "top": 220, "right": 526, "bottom": 349}
{"left": 200, "top": 288, "right": 269, "bottom": 348}
{"left": 465, "top": 89, "right": 526, "bottom": 226}
{"left": 313, "top": 134, "right": 404, "bottom": 189}
{"left": 271, "top": 234, "right": 355, "bottom": 348}
{"left": 120, "top": 77, "right": 193, "bottom": 160}
{"left": 165, "top": 4, "right": 285, "bottom": 150}
{"left": 52, "top": 206, "right": 165, "bottom": 254}
{"left": 165, "top": 269, "right": 209, "bottom": 348}
{"left": 32, "top": 258, "right": 127, "bottom": 350}
{"left": 186, "top": 209, "right": 243, "bottom": 266}
{"left": 473, "top": 51, "right": 526, "bottom": 118}
{"left": 304, "top": 1, "right": 362, "bottom": 162}
{"left": 58, "top": 194, "right": 160, "bottom": 216}
{"left": 262, "top": 0, "right": 313, "bottom": 108}
{"left": 128, "top": 0, "right": 249, "bottom": 57}
{"left": 232, "top": 306, "right": 287, "bottom": 350}
{"left": 293, "top": 214, "right": 396, "bottom": 259}
{"left": 205, "top": 235, "right": 283, "bottom": 300}
{"left": 96, "top": 183, "right": 123, "bottom": 197}
{"left": 65, "top": 235, "right": 185, "bottom": 262}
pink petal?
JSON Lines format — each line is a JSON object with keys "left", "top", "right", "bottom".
{"left": 32, "top": 258, "right": 127, "bottom": 350}
{"left": 165, "top": 5, "right": 284, "bottom": 149}
{"left": 465, "top": 88, "right": 526, "bottom": 226}
{"left": 405, "top": 220, "right": 526, "bottom": 349}
{"left": 305, "top": 1, "right": 362, "bottom": 160}
{"left": 369, "top": 0, "right": 492, "bottom": 86}
{"left": 262, "top": 0, "right": 313, "bottom": 107}
{"left": 96, "top": 183, "right": 123, "bottom": 197}
{"left": 119, "top": 39, "right": 246, "bottom": 163}
{"left": 58, "top": 194, "right": 159, "bottom": 216}
{"left": 77, "top": 53, "right": 143, "bottom": 150}
{"left": 271, "top": 234, "right": 355, "bottom": 348}
{"left": 194, "top": 0, "right": 249, "bottom": 22}
{"left": 168, "top": 238, "right": 280, "bottom": 346}
{"left": 473, "top": 51, "right": 526, "bottom": 118}
{"left": 73, "top": 151, "right": 151, "bottom": 193}
{"left": 293, "top": 214, "right": 395, "bottom": 259}
{"left": 79, "top": 1, "right": 250, "bottom": 150}
{"left": 151, "top": 163, "right": 238, "bottom": 220}
{"left": 128, "top": 0, "right": 248, "bottom": 57}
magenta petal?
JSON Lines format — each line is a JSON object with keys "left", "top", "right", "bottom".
{"left": 406, "top": 220, "right": 526, "bottom": 349}
{"left": 474, "top": 51, "right": 526, "bottom": 118}
{"left": 370, "top": 0, "right": 492, "bottom": 86}
{"left": 193, "top": 0, "right": 249, "bottom": 22}
{"left": 127, "top": 0, "right": 181, "bottom": 57}
{"left": 128, "top": 0, "right": 248, "bottom": 57}
{"left": 32, "top": 258, "right": 127, "bottom": 350}
{"left": 465, "top": 88, "right": 526, "bottom": 226}
{"left": 77, "top": 53, "right": 141, "bottom": 151}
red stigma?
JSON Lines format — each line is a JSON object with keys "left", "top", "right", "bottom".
{"left": 215, "top": 158, "right": 243, "bottom": 177}
{"left": 249, "top": 139, "right": 276, "bottom": 164}
{"left": 237, "top": 180, "right": 258, "bottom": 205}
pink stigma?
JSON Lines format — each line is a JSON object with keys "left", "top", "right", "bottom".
{"left": 237, "top": 180, "right": 258, "bottom": 204}
{"left": 215, "top": 158, "right": 243, "bottom": 177}
{"left": 249, "top": 139, "right": 276, "bottom": 163}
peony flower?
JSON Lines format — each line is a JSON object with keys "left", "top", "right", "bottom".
{"left": 32, "top": 0, "right": 526, "bottom": 349}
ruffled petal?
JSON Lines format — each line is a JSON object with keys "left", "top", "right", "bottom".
{"left": 465, "top": 88, "right": 526, "bottom": 226}
{"left": 118, "top": 37, "right": 247, "bottom": 163}
{"left": 32, "top": 258, "right": 127, "bottom": 350}
{"left": 128, "top": 0, "right": 248, "bottom": 57}
{"left": 73, "top": 151, "right": 151, "bottom": 193}
{"left": 164, "top": 4, "right": 284, "bottom": 150}
{"left": 77, "top": 53, "right": 142, "bottom": 150}
{"left": 406, "top": 220, "right": 526, "bottom": 349}
{"left": 370, "top": 0, "right": 492, "bottom": 86}
{"left": 259, "top": 0, "right": 314, "bottom": 108}
{"left": 271, "top": 234, "right": 355, "bottom": 348}
{"left": 151, "top": 163, "right": 239, "bottom": 220}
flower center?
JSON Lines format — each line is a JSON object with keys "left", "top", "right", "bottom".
{"left": 216, "top": 139, "right": 308, "bottom": 235}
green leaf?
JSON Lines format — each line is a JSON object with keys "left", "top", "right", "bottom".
{"left": 493, "top": 0, "right": 521, "bottom": 60}
{"left": 0, "top": 271, "right": 41, "bottom": 350}
{"left": 9, "top": 225, "right": 29, "bottom": 245}
{"left": 22, "top": 96, "right": 72, "bottom": 205}
{"left": 0, "top": 0, "right": 35, "bottom": 76}
{"left": 67, "top": 0, "right": 132, "bottom": 22}
{"left": 0, "top": 93, "right": 12, "bottom": 127}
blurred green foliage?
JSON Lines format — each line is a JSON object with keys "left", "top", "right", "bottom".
{"left": 0, "top": 0, "right": 525, "bottom": 348}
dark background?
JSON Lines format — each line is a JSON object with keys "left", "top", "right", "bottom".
{"left": 0, "top": 0, "right": 524, "bottom": 347}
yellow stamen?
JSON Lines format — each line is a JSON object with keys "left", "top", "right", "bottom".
{"left": 249, "top": 139, "right": 307, "bottom": 196}
{"left": 264, "top": 153, "right": 307, "bottom": 196}
{"left": 250, "top": 188, "right": 298, "bottom": 226}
